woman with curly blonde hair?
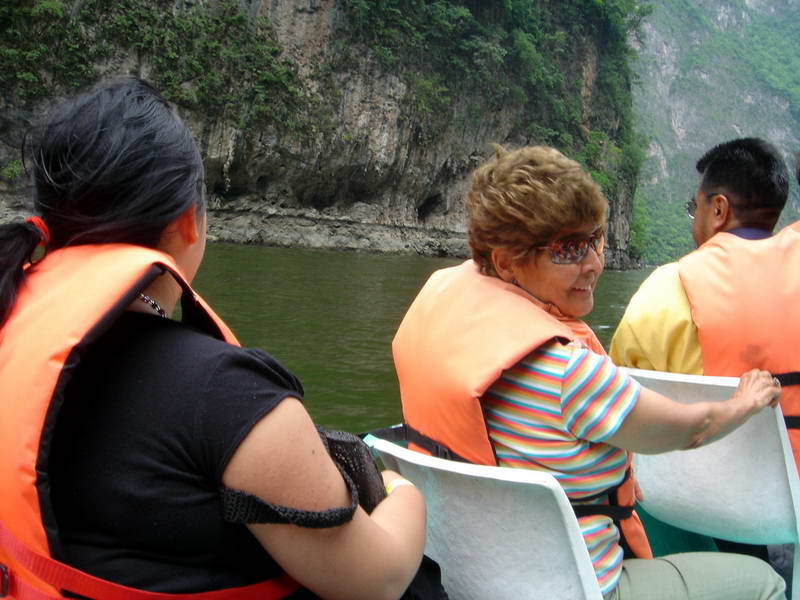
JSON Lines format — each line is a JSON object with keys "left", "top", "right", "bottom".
{"left": 392, "top": 144, "right": 785, "bottom": 599}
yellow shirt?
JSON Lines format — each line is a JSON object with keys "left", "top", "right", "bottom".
{"left": 609, "top": 262, "right": 703, "bottom": 375}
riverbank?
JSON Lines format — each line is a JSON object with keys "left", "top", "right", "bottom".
{"left": 0, "top": 190, "right": 640, "bottom": 267}
{"left": 0, "top": 189, "right": 469, "bottom": 258}
{"left": 0, "top": 191, "right": 25, "bottom": 224}
{"left": 208, "top": 206, "right": 470, "bottom": 258}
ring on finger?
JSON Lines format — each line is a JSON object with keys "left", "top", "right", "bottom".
{"left": 773, "top": 376, "right": 781, "bottom": 388}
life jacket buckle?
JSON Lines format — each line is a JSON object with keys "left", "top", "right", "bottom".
{"left": 0, "top": 563, "right": 9, "bottom": 598}
{"left": 430, "top": 444, "right": 455, "bottom": 461}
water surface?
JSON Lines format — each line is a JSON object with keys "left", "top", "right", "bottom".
{"left": 195, "top": 244, "right": 652, "bottom": 432}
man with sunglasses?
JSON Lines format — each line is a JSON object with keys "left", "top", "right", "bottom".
{"left": 611, "top": 136, "right": 791, "bottom": 390}
{"left": 610, "top": 137, "right": 797, "bottom": 576}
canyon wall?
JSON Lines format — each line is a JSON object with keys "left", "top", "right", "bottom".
{"left": 630, "top": 0, "right": 800, "bottom": 264}
{"left": 1, "top": 0, "right": 646, "bottom": 266}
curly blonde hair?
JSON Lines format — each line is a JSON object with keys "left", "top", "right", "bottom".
{"left": 466, "top": 144, "right": 608, "bottom": 276}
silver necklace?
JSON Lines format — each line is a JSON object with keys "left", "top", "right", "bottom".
{"left": 137, "top": 293, "right": 167, "bottom": 318}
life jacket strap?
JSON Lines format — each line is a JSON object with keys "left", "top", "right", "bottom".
{"left": 364, "top": 424, "right": 471, "bottom": 463}
{"left": 0, "top": 519, "right": 300, "bottom": 600}
{"left": 775, "top": 371, "right": 800, "bottom": 388}
{"left": 364, "top": 425, "right": 636, "bottom": 520}
{"left": 571, "top": 467, "right": 634, "bottom": 521}
{"left": 771, "top": 372, "right": 800, "bottom": 429}
{"left": 571, "top": 504, "right": 634, "bottom": 520}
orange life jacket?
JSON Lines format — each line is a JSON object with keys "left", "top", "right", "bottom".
{"left": 392, "top": 260, "right": 652, "bottom": 559}
{"left": 679, "top": 222, "right": 800, "bottom": 467}
{"left": 0, "top": 244, "right": 300, "bottom": 600}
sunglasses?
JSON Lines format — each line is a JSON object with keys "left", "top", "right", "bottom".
{"left": 687, "top": 193, "right": 729, "bottom": 219}
{"left": 686, "top": 196, "right": 697, "bottom": 219}
{"left": 533, "top": 230, "right": 605, "bottom": 265}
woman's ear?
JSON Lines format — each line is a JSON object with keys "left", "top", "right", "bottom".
{"left": 173, "top": 204, "right": 201, "bottom": 245}
{"left": 490, "top": 247, "right": 517, "bottom": 282}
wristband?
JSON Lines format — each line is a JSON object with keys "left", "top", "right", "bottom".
{"left": 385, "top": 478, "right": 415, "bottom": 495}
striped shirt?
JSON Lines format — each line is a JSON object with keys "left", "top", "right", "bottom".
{"left": 482, "top": 340, "right": 640, "bottom": 594}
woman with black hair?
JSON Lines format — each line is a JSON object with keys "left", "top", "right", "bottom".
{"left": 0, "top": 78, "right": 425, "bottom": 600}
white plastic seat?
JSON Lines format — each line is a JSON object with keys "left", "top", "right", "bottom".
{"left": 625, "top": 367, "right": 800, "bottom": 599}
{"left": 363, "top": 435, "right": 603, "bottom": 600}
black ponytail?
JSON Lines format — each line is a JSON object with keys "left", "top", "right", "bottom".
{"left": 0, "top": 222, "right": 47, "bottom": 327}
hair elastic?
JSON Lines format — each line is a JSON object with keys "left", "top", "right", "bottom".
{"left": 26, "top": 216, "right": 51, "bottom": 246}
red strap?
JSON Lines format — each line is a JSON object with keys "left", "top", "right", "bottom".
{"left": 0, "top": 520, "right": 301, "bottom": 600}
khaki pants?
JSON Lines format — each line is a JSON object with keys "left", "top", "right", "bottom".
{"left": 605, "top": 553, "right": 786, "bottom": 600}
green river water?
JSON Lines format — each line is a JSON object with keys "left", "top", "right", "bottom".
{"left": 193, "top": 243, "right": 653, "bottom": 433}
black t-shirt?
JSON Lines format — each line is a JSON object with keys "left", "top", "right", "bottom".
{"left": 49, "top": 311, "right": 312, "bottom": 595}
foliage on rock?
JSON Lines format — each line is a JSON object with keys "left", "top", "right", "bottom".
{"left": 1, "top": 0, "right": 651, "bottom": 264}
{"left": 338, "top": 0, "right": 651, "bottom": 201}
{"left": 0, "top": 0, "right": 314, "bottom": 132}
{"left": 630, "top": 0, "right": 800, "bottom": 265}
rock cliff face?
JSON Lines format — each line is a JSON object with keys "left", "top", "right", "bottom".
{"left": 200, "top": 1, "right": 636, "bottom": 265}
{"left": 0, "top": 0, "right": 642, "bottom": 267}
{"left": 198, "top": 0, "right": 480, "bottom": 256}
{"left": 631, "top": 0, "right": 800, "bottom": 264}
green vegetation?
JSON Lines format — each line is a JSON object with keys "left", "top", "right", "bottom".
{"left": 629, "top": 0, "right": 800, "bottom": 265}
{"left": 675, "top": 11, "right": 800, "bottom": 120}
{"left": 740, "top": 17, "right": 800, "bottom": 121}
{"left": 0, "top": 0, "right": 313, "bottom": 131}
{"left": 0, "top": 159, "right": 22, "bottom": 183}
{"left": 338, "top": 0, "right": 651, "bottom": 198}
{"left": 0, "top": 1, "right": 98, "bottom": 102}
{"left": 2, "top": 0, "right": 651, "bottom": 241}
{"left": 628, "top": 187, "right": 694, "bottom": 264}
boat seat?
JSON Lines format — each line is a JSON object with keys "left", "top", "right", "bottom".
{"left": 625, "top": 367, "right": 800, "bottom": 600}
{"left": 363, "top": 435, "right": 603, "bottom": 600}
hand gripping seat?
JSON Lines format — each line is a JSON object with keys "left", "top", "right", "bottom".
{"left": 626, "top": 368, "right": 800, "bottom": 600}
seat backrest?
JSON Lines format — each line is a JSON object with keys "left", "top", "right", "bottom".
{"left": 364, "top": 436, "right": 603, "bottom": 600}
{"left": 625, "top": 367, "right": 800, "bottom": 546}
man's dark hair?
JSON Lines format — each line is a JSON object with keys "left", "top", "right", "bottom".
{"left": 696, "top": 137, "right": 788, "bottom": 226}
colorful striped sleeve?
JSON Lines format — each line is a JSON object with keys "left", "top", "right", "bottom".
{"left": 561, "top": 347, "right": 640, "bottom": 442}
